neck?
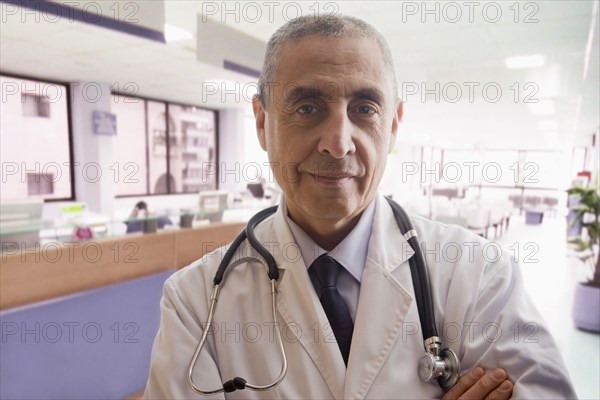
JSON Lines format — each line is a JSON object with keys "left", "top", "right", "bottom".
{"left": 286, "top": 207, "right": 364, "bottom": 251}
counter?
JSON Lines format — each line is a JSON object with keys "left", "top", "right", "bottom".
{"left": 0, "top": 222, "right": 245, "bottom": 310}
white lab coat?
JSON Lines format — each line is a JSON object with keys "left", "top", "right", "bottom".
{"left": 144, "top": 194, "right": 576, "bottom": 399}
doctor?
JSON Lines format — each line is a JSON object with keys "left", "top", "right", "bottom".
{"left": 144, "top": 15, "right": 576, "bottom": 399}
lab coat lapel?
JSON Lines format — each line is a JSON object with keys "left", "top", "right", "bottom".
{"left": 266, "top": 204, "right": 347, "bottom": 399}
{"left": 344, "top": 195, "right": 416, "bottom": 399}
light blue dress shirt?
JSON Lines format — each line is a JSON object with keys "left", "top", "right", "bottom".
{"left": 284, "top": 199, "right": 377, "bottom": 322}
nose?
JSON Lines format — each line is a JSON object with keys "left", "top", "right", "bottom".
{"left": 317, "top": 107, "right": 356, "bottom": 158}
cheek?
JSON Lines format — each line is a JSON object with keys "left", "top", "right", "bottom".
{"left": 263, "top": 125, "right": 298, "bottom": 184}
{"left": 360, "top": 133, "right": 387, "bottom": 166}
{"left": 269, "top": 122, "right": 314, "bottom": 161}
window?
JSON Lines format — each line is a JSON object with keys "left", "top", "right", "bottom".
{"left": 481, "top": 151, "right": 519, "bottom": 187}
{"left": 22, "top": 93, "right": 50, "bottom": 117}
{"left": 169, "top": 104, "right": 217, "bottom": 193}
{"left": 27, "top": 173, "right": 54, "bottom": 195}
{"left": 521, "top": 151, "right": 567, "bottom": 189}
{"left": 110, "top": 94, "right": 218, "bottom": 196}
{"left": 0, "top": 75, "right": 73, "bottom": 201}
{"left": 442, "top": 150, "right": 484, "bottom": 186}
{"left": 441, "top": 149, "right": 567, "bottom": 190}
{"left": 571, "top": 147, "right": 587, "bottom": 178}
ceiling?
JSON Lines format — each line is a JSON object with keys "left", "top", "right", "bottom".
{"left": 1, "top": 0, "right": 598, "bottom": 149}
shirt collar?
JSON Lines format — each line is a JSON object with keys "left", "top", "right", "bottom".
{"left": 283, "top": 198, "right": 376, "bottom": 283}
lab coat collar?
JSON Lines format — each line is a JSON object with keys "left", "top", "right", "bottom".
{"left": 344, "top": 194, "right": 416, "bottom": 398}
{"left": 284, "top": 199, "right": 376, "bottom": 283}
{"left": 266, "top": 194, "right": 415, "bottom": 271}
{"left": 367, "top": 194, "right": 415, "bottom": 270}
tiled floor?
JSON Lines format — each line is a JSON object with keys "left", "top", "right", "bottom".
{"left": 495, "top": 213, "right": 600, "bottom": 399}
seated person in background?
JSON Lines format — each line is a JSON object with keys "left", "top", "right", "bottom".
{"left": 126, "top": 201, "right": 172, "bottom": 233}
{"left": 129, "top": 201, "right": 149, "bottom": 220}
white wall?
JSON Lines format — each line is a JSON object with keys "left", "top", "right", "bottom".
{"left": 70, "top": 81, "right": 115, "bottom": 216}
{"left": 217, "top": 108, "right": 247, "bottom": 194}
{"left": 111, "top": 96, "right": 147, "bottom": 196}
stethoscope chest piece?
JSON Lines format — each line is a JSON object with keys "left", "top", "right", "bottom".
{"left": 418, "top": 347, "right": 460, "bottom": 390}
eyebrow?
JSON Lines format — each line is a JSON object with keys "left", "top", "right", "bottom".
{"left": 351, "top": 88, "right": 385, "bottom": 105}
{"left": 282, "top": 85, "right": 387, "bottom": 105}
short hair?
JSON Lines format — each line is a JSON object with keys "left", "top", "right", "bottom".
{"left": 257, "top": 14, "right": 398, "bottom": 108}
{"left": 135, "top": 201, "right": 147, "bottom": 210}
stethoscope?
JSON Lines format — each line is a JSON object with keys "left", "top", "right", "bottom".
{"left": 187, "top": 197, "right": 460, "bottom": 395}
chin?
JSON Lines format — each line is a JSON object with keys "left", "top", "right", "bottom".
{"left": 310, "top": 198, "right": 357, "bottom": 219}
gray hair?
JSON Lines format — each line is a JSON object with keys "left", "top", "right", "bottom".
{"left": 257, "top": 14, "right": 398, "bottom": 108}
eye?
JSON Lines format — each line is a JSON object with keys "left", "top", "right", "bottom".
{"left": 355, "top": 105, "right": 377, "bottom": 115}
{"left": 297, "top": 104, "right": 317, "bottom": 114}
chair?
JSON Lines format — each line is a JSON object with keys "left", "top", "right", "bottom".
{"left": 489, "top": 204, "right": 505, "bottom": 239}
{"left": 431, "top": 196, "right": 458, "bottom": 221}
{"left": 436, "top": 216, "right": 468, "bottom": 228}
{"left": 508, "top": 194, "right": 523, "bottom": 212}
{"left": 524, "top": 196, "right": 541, "bottom": 208}
{"left": 501, "top": 200, "right": 514, "bottom": 232}
{"left": 524, "top": 196, "right": 544, "bottom": 225}
{"left": 542, "top": 197, "right": 559, "bottom": 217}
{"left": 489, "top": 200, "right": 513, "bottom": 238}
{"left": 459, "top": 201, "right": 490, "bottom": 239}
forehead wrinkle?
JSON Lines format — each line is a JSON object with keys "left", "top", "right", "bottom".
{"left": 274, "top": 40, "right": 395, "bottom": 107}
{"left": 283, "top": 85, "right": 333, "bottom": 104}
{"left": 280, "top": 82, "right": 391, "bottom": 109}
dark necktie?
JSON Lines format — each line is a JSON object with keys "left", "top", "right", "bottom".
{"left": 311, "top": 254, "right": 354, "bottom": 365}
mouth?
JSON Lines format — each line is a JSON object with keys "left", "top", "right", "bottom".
{"left": 308, "top": 172, "right": 354, "bottom": 185}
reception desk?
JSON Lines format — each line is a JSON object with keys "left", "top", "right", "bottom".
{"left": 1, "top": 222, "right": 246, "bottom": 399}
{"left": 0, "top": 222, "right": 245, "bottom": 310}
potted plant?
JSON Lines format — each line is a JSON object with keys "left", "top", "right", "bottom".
{"left": 567, "top": 183, "right": 600, "bottom": 332}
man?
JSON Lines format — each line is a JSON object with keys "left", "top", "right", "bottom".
{"left": 144, "top": 15, "right": 576, "bottom": 399}
{"left": 126, "top": 201, "right": 172, "bottom": 233}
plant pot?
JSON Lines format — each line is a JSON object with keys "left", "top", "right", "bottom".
{"left": 572, "top": 283, "right": 600, "bottom": 332}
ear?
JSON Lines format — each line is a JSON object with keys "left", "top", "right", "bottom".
{"left": 253, "top": 95, "right": 267, "bottom": 151}
{"left": 389, "top": 100, "right": 403, "bottom": 153}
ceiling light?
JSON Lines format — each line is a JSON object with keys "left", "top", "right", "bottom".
{"left": 528, "top": 100, "right": 555, "bottom": 116}
{"left": 538, "top": 120, "right": 558, "bottom": 130}
{"left": 164, "top": 24, "right": 193, "bottom": 42}
{"left": 505, "top": 54, "right": 546, "bottom": 69}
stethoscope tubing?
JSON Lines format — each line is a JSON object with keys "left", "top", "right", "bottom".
{"left": 385, "top": 198, "right": 439, "bottom": 339}
{"left": 187, "top": 263, "right": 288, "bottom": 395}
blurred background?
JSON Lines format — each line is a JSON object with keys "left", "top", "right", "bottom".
{"left": 1, "top": 1, "right": 598, "bottom": 398}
